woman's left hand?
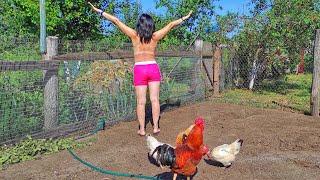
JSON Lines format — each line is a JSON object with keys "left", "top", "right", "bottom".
{"left": 88, "top": 2, "right": 102, "bottom": 14}
{"left": 182, "top": 10, "right": 193, "bottom": 21}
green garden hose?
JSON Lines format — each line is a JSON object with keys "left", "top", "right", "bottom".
{"left": 67, "top": 148, "right": 158, "bottom": 179}
{"left": 68, "top": 119, "right": 159, "bottom": 179}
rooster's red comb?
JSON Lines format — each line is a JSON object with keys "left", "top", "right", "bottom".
{"left": 194, "top": 117, "right": 205, "bottom": 126}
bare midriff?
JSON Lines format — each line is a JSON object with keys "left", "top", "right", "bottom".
{"left": 132, "top": 36, "right": 158, "bottom": 62}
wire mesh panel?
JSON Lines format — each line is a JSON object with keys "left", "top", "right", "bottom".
{"left": 216, "top": 45, "right": 313, "bottom": 113}
{"left": 2, "top": 37, "right": 314, "bottom": 144}
{"left": 0, "top": 37, "right": 43, "bottom": 144}
{"left": 0, "top": 70, "right": 44, "bottom": 144}
{"left": 219, "top": 45, "right": 314, "bottom": 91}
{"left": 158, "top": 57, "right": 205, "bottom": 103}
{"left": 58, "top": 59, "right": 136, "bottom": 135}
{"left": 0, "top": 37, "right": 41, "bottom": 61}
{"left": 0, "top": 38, "right": 205, "bottom": 144}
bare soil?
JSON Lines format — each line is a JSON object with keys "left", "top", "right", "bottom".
{"left": 1, "top": 101, "right": 320, "bottom": 180}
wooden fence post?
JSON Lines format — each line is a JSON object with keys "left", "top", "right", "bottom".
{"left": 195, "top": 39, "right": 203, "bottom": 53}
{"left": 44, "top": 36, "right": 59, "bottom": 130}
{"left": 213, "top": 45, "right": 221, "bottom": 96}
{"left": 311, "top": 29, "right": 320, "bottom": 117}
{"left": 191, "top": 39, "right": 203, "bottom": 94}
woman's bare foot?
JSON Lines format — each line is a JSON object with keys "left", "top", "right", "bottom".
{"left": 137, "top": 129, "right": 146, "bottom": 136}
{"left": 153, "top": 128, "right": 160, "bottom": 135}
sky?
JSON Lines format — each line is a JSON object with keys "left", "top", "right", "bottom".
{"left": 140, "top": 0, "right": 253, "bottom": 15}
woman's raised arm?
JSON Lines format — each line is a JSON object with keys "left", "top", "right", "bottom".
{"left": 153, "top": 11, "right": 192, "bottom": 41}
{"left": 89, "top": 2, "right": 136, "bottom": 39}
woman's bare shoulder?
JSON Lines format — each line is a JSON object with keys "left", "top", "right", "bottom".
{"left": 131, "top": 34, "right": 139, "bottom": 42}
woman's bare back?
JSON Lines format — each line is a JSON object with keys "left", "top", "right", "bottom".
{"left": 132, "top": 35, "right": 158, "bottom": 62}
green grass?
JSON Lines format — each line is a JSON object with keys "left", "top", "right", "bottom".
{"left": 217, "top": 74, "right": 312, "bottom": 114}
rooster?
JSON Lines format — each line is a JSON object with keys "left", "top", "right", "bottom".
{"left": 175, "top": 122, "right": 194, "bottom": 146}
{"left": 207, "top": 139, "right": 243, "bottom": 167}
{"left": 146, "top": 117, "right": 209, "bottom": 180}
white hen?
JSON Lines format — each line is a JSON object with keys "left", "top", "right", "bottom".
{"left": 208, "top": 139, "right": 243, "bottom": 167}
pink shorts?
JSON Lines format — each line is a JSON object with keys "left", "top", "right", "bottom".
{"left": 133, "top": 61, "right": 162, "bottom": 86}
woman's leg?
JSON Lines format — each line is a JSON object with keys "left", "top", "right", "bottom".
{"left": 135, "top": 85, "right": 148, "bottom": 135}
{"left": 148, "top": 81, "right": 160, "bottom": 133}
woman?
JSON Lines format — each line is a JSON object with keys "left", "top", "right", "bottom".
{"left": 89, "top": 2, "right": 192, "bottom": 136}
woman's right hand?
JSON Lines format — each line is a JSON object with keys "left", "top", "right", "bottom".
{"left": 182, "top": 10, "right": 193, "bottom": 21}
{"left": 88, "top": 2, "right": 102, "bottom": 13}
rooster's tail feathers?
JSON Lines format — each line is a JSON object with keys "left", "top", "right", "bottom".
{"left": 151, "top": 144, "right": 175, "bottom": 168}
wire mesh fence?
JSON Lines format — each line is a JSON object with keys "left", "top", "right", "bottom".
{"left": 0, "top": 38, "right": 205, "bottom": 145}
{"left": 215, "top": 43, "right": 314, "bottom": 113}
{"left": 0, "top": 37, "right": 41, "bottom": 61}
{"left": 0, "top": 35, "right": 317, "bottom": 144}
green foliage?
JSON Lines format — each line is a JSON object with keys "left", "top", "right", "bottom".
{"left": 100, "top": 88, "right": 136, "bottom": 121}
{"left": 0, "top": 0, "right": 103, "bottom": 40}
{"left": 0, "top": 136, "right": 87, "bottom": 169}
{"left": 210, "top": 12, "right": 239, "bottom": 45}
{"left": 0, "top": 71, "right": 43, "bottom": 143}
{"left": 160, "top": 77, "right": 189, "bottom": 101}
{"left": 156, "top": 0, "right": 219, "bottom": 46}
{"left": 1, "top": 0, "right": 221, "bottom": 47}
{"left": 231, "top": 0, "right": 320, "bottom": 87}
{"left": 266, "top": 0, "right": 320, "bottom": 48}
{"left": 219, "top": 74, "right": 312, "bottom": 114}
{"left": 0, "top": 37, "right": 40, "bottom": 61}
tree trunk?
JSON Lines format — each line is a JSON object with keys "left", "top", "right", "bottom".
{"left": 311, "top": 30, "right": 320, "bottom": 116}
{"left": 297, "top": 48, "right": 305, "bottom": 74}
{"left": 249, "top": 48, "right": 262, "bottom": 90}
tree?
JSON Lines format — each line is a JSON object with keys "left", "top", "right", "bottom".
{"left": 155, "top": 0, "right": 219, "bottom": 46}
{"left": 232, "top": 0, "right": 320, "bottom": 88}
{"left": 0, "top": 0, "right": 104, "bottom": 39}
{"left": 251, "top": 0, "right": 320, "bottom": 71}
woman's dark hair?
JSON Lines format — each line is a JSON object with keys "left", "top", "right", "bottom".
{"left": 136, "top": 14, "right": 155, "bottom": 44}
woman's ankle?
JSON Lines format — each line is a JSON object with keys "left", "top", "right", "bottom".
{"left": 137, "top": 129, "right": 146, "bottom": 135}
{"left": 153, "top": 128, "right": 160, "bottom": 133}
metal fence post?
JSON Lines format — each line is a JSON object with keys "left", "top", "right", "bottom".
{"left": 44, "top": 36, "right": 59, "bottom": 129}
{"left": 311, "top": 29, "right": 320, "bottom": 117}
{"left": 40, "top": 0, "right": 46, "bottom": 54}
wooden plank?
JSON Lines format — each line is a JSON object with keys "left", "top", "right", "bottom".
{"left": 311, "top": 29, "right": 320, "bottom": 117}
{"left": 213, "top": 45, "right": 221, "bottom": 96}
{"left": 202, "top": 60, "right": 214, "bottom": 87}
{"left": 0, "top": 120, "right": 97, "bottom": 145}
{"left": 53, "top": 50, "right": 198, "bottom": 61}
{"left": 202, "top": 41, "right": 214, "bottom": 57}
{"left": 0, "top": 61, "right": 59, "bottom": 71}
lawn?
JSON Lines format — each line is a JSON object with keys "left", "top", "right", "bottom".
{"left": 217, "top": 74, "right": 312, "bottom": 114}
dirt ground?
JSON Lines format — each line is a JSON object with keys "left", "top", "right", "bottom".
{"left": 1, "top": 101, "right": 320, "bottom": 180}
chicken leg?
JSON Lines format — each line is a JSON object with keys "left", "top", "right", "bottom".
{"left": 173, "top": 173, "right": 177, "bottom": 180}
{"left": 173, "top": 174, "right": 190, "bottom": 180}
